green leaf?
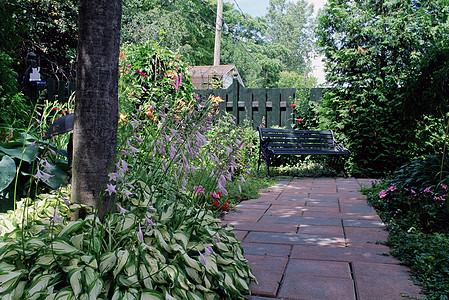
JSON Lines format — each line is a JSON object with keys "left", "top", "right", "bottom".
{"left": 51, "top": 239, "right": 80, "bottom": 255}
{"left": 0, "top": 144, "right": 37, "bottom": 163}
{"left": 0, "top": 155, "right": 15, "bottom": 192}
{"left": 160, "top": 204, "right": 175, "bottom": 223}
{"left": 187, "top": 291, "right": 203, "bottom": 300}
{"left": 43, "top": 163, "right": 69, "bottom": 190}
{"left": 58, "top": 220, "right": 85, "bottom": 238}
{"left": 182, "top": 253, "right": 201, "bottom": 272}
{"left": 26, "top": 274, "right": 55, "bottom": 297}
{"left": 140, "top": 290, "right": 163, "bottom": 300}
{"left": 113, "top": 250, "right": 130, "bottom": 278}
{"left": 87, "top": 278, "right": 103, "bottom": 299}
{"left": 68, "top": 269, "right": 82, "bottom": 296}
{"left": 0, "top": 270, "right": 25, "bottom": 294}
{"left": 99, "top": 251, "right": 117, "bottom": 274}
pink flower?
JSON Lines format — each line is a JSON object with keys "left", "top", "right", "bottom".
{"left": 194, "top": 185, "right": 205, "bottom": 194}
{"left": 387, "top": 185, "right": 396, "bottom": 192}
{"left": 291, "top": 104, "right": 297, "bottom": 108}
{"left": 379, "top": 190, "right": 387, "bottom": 198}
{"left": 211, "top": 191, "right": 221, "bottom": 199}
{"left": 424, "top": 187, "right": 434, "bottom": 194}
{"left": 296, "top": 118, "right": 303, "bottom": 122}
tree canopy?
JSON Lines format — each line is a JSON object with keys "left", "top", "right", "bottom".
{"left": 1, "top": 0, "right": 318, "bottom": 88}
{"left": 316, "top": 0, "right": 449, "bottom": 176}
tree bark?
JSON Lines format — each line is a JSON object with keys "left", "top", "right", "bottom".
{"left": 72, "top": 0, "right": 122, "bottom": 220}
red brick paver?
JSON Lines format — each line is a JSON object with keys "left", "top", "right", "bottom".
{"left": 222, "top": 178, "right": 424, "bottom": 300}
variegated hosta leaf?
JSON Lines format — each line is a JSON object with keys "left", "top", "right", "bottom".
{"left": 99, "top": 251, "right": 117, "bottom": 274}
{"left": 68, "top": 268, "right": 83, "bottom": 297}
{"left": 140, "top": 289, "right": 163, "bottom": 300}
{"left": 51, "top": 239, "right": 80, "bottom": 255}
{"left": 0, "top": 269, "right": 26, "bottom": 294}
{"left": 160, "top": 204, "right": 175, "bottom": 224}
{"left": 58, "top": 220, "right": 85, "bottom": 237}
{"left": 26, "top": 274, "right": 57, "bottom": 298}
{"left": 113, "top": 250, "right": 130, "bottom": 278}
{"left": 187, "top": 290, "right": 203, "bottom": 300}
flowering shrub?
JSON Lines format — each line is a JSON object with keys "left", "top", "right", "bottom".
{"left": 367, "top": 180, "right": 449, "bottom": 233}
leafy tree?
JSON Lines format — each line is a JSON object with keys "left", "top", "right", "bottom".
{"left": 316, "top": 0, "right": 449, "bottom": 177}
{"left": 265, "top": 0, "right": 315, "bottom": 74}
{"left": 121, "top": 0, "right": 216, "bottom": 66}
{"left": 277, "top": 71, "right": 317, "bottom": 88}
{"left": 71, "top": 0, "right": 121, "bottom": 220}
{"left": 4, "top": 0, "right": 78, "bottom": 80}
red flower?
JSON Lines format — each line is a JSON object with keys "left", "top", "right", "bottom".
{"left": 296, "top": 118, "right": 303, "bottom": 122}
{"left": 213, "top": 200, "right": 219, "bottom": 206}
{"left": 291, "top": 104, "right": 297, "bottom": 108}
{"left": 221, "top": 205, "right": 227, "bottom": 210}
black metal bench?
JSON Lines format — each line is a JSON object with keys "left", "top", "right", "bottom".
{"left": 43, "top": 113, "right": 74, "bottom": 166}
{"left": 257, "top": 127, "right": 350, "bottom": 176}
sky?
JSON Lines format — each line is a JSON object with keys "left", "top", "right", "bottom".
{"left": 223, "top": 0, "right": 328, "bottom": 85}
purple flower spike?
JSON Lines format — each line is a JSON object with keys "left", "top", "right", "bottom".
{"left": 198, "top": 251, "right": 207, "bottom": 266}
{"left": 138, "top": 223, "right": 144, "bottom": 242}
{"left": 117, "top": 204, "right": 129, "bottom": 215}
{"left": 53, "top": 211, "right": 62, "bottom": 222}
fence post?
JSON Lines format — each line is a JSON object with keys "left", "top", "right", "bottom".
{"left": 231, "top": 76, "right": 239, "bottom": 121}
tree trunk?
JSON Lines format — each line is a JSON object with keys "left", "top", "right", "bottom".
{"left": 72, "top": 0, "right": 122, "bottom": 220}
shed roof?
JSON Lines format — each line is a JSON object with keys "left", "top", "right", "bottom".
{"left": 189, "top": 65, "right": 244, "bottom": 89}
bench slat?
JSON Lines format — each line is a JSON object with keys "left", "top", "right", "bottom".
{"left": 257, "top": 126, "right": 350, "bottom": 176}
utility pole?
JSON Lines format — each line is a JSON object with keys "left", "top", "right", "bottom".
{"left": 214, "top": 0, "right": 223, "bottom": 66}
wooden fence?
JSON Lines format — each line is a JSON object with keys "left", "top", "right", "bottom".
{"left": 27, "top": 78, "right": 326, "bottom": 129}
{"left": 194, "top": 78, "right": 326, "bottom": 129}
{"left": 26, "top": 78, "right": 75, "bottom": 104}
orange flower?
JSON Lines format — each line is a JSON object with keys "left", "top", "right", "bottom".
{"left": 119, "top": 52, "right": 125, "bottom": 59}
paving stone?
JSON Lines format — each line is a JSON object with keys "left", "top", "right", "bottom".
{"left": 297, "top": 224, "right": 344, "bottom": 236}
{"left": 352, "top": 262, "right": 423, "bottom": 300}
{"left": 301, "top": 206, "right": 340, "bottom": 213}
{"left": 285, "top": 259, "right": 352, "bottom": 278}
{"left": 244, "top": 232, "right": 345, "bottom": 246}
{"left": 345, "top": 227, "right": 389, "bottom": 248}
{"left": 222, "top": 209, "right": 265, "bottom": 222}
{"left": 299, "top": 216, "right": 342, "bottom": 226}
{"left": 278, "top": 274, "right": 356, "bottom": 300}
{"left": 340, "top": 212, "right": 382, "bottom": 221}
{"left": 232, "top": 230, "right": 248, "bottom": 241}
{"left": 258, "top": 215, "right": 303, "bottom": 224}
{"left": 305, "top": 200, "right": 339, "bottom": 207}
{"left": 235, "top": 203, "right": 271, "bottom": 210}
{"left": 241, "top": 242, "right": 291, "bottom": 257}
{"left": 302, "top": 211, "right": 342, "bottom": 219}
{"left": 225, "top": 221, "right": 298, "bottom": 233}
{"left": 265, "top": 206, "right": 305, "bottom": 217}
{"left": 340, "top": 202, "right": 377, "bottom": 214}
{"left": 343, "top": 219, "right": 385, "bottom": 228}
{"left": 245, "top": 254, "right": 288, "bottom": 297}
{"left": 291, "top": 245, "right": 399, "bottom": 264}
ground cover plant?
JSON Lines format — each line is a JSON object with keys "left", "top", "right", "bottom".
{"left": 362, "top": 154, "right": 449, "bottom": 299}
{"left": 0, "top": 42, "right": 269, "bottom": 299}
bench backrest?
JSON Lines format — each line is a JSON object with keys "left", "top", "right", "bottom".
{"left": 258, "top": 127, "right": 336, "bottom": 150}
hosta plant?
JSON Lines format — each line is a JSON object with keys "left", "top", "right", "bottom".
{"left": 0, "top": 192, "right": 256, "bottom": 299}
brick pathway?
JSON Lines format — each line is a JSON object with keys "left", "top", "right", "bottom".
{"left": 221, "top": 177, "right": 423, "bottom": 300}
